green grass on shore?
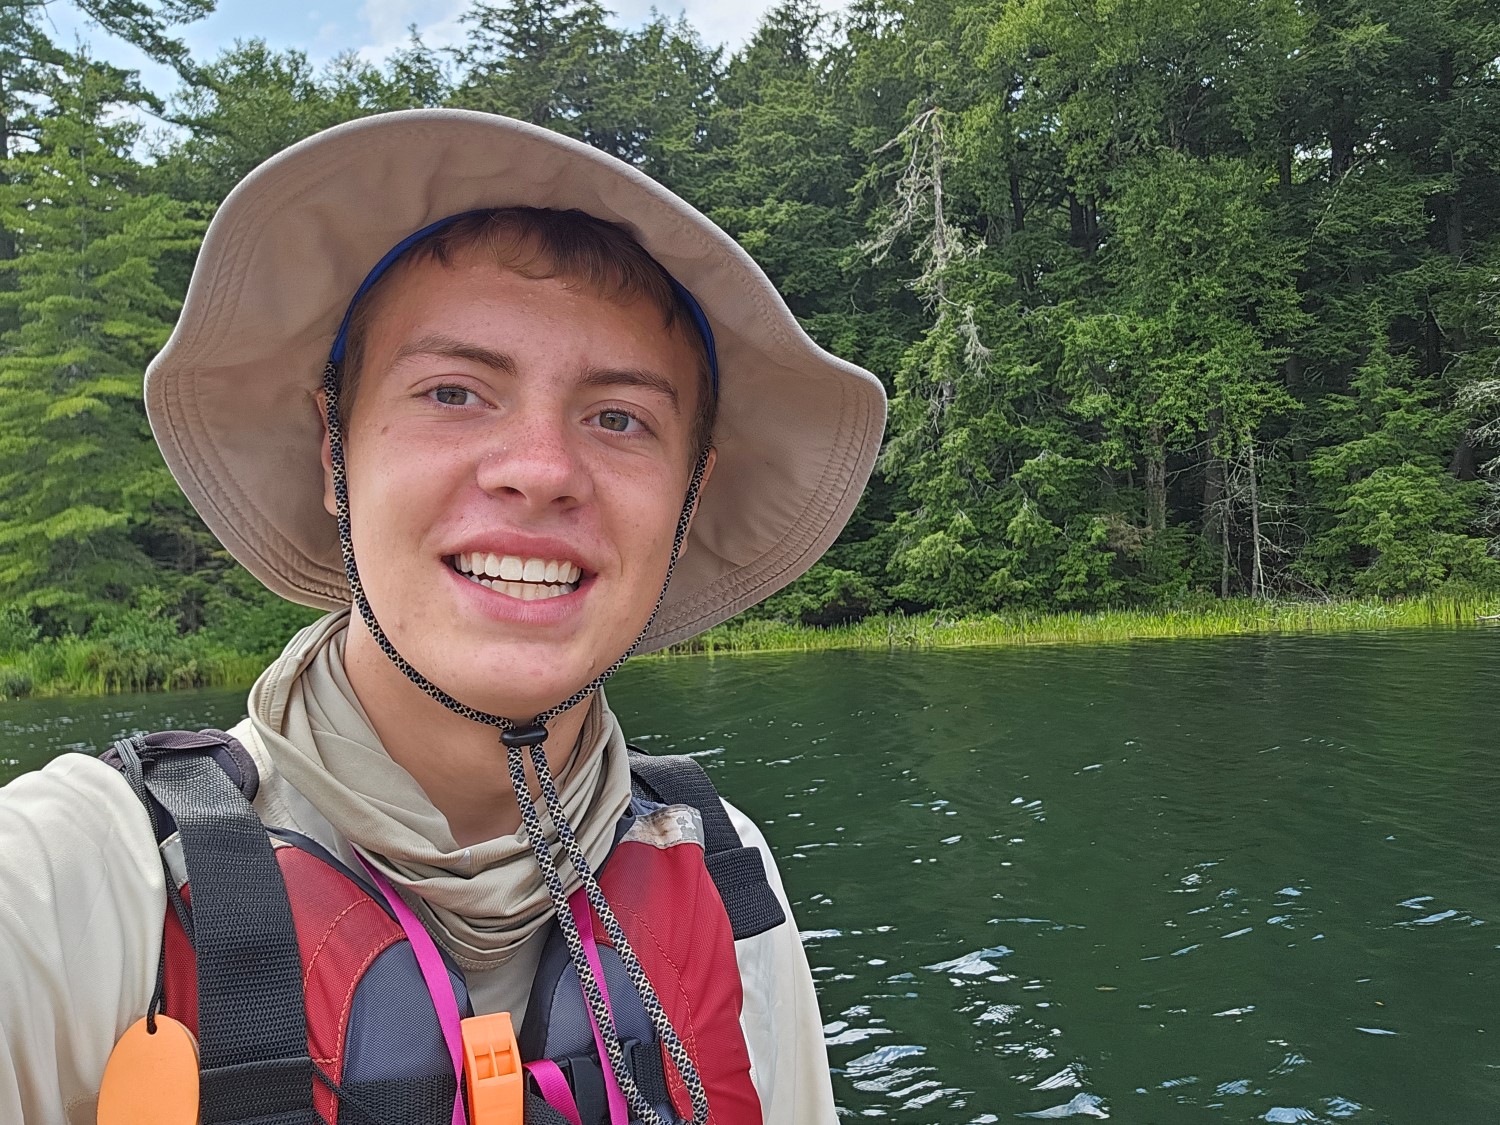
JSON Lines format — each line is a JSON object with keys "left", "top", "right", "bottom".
{"left": 659, "top": 594, "right": 1499, "bottom": 656}
{"left": 0, "top": 634, "right": 265, "bottom": 702}
{"left": 1, "top": 595, "right": 1494, "bottom": 701}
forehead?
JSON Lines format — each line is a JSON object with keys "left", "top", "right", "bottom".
{"left": 362, "top": 253, "right": 697, "bottom": 361}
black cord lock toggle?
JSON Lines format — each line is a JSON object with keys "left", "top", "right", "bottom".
{"left": 500, "top": 723, "right": 549, "bottom": 749}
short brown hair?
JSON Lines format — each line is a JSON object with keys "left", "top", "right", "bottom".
{"left": 339, "top": 207, "right": 717, "bottom": 453}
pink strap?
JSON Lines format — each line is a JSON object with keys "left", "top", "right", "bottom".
{"left": 524, "top": 1059, "right": 583, "bottom": 1125}
{"left": 569, "top": 889, "right": 631, "bottom": 1125}
{"left": 358, "top": 854, "right": 467, "bottom": 1125}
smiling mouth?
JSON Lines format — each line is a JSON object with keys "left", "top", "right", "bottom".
{"left": 448, "top": 552, "right": 583, "bottom": 602}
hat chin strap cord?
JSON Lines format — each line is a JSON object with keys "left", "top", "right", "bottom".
{"left": 323, "top": 364, "right": 711, "bottom": 1125}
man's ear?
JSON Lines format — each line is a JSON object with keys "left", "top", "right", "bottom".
{"left": 677, "top": 447, "right": 717, "bottom": 558}
{"left": 317, "top": 391, "right": 337, "bottom": 518}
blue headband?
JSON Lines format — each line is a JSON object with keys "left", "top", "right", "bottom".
{"left": 327, "top": 211, "right": 720, "bottom": 395}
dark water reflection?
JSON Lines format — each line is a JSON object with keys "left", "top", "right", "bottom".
{"left": 4, "top": 629, "right": 1499, "bottom": 1121}
{"left": 612, "top": 631, "right": 1500, "bottom": 1123}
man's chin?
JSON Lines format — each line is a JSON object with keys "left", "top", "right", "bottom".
{"left": 438, "top": 666, "right": 602, "bottom": 726}
{"left": 350, "top": 602, "right": 649, "bottom": 721}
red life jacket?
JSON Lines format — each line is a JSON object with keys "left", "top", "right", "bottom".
{"left": 103, "top": 730, "right": 785, "bottom": 1125}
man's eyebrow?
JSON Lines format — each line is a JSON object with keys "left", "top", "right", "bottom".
{"left": 391, "top": 334, "right": 516, "bottom": 373}
{"left": 580, "top": 367, "right": 681, "bottom": 413}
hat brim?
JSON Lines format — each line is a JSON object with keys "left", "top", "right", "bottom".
{"left": 145, "top": 109, "right": 886, "bottom": 652}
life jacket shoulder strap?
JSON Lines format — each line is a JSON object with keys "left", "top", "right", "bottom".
{"left": 103, "top": 731, "right": 321, "bottom": 1125}
{"left": 626, "top": 747, "right": 786, "bottom": 940}
{"left": 101, "top": 728, "right": 260, "bottom": 845}
{"left": 105, "top": 730, "right": 468, "bottom": 1125}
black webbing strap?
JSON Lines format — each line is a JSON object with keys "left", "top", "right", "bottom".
{"left": 525, "top": 1089, "right": 578, "bottom": 1125}
{"left": 626, "top": 749, "right": 786, "bottom": 940}
{"left": 622, "top": 1037, "right": 672, "bottom": 1109}
{"left": 129, "top": 735, "right": 321, "bottom": 1125}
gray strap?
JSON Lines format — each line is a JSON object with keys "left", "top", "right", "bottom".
{"left": 627, "top": 750, "right": 786, "bottom": 940}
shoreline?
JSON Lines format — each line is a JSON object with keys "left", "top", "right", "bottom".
{"left": 1, "top": 595, "right": 1493, "bottom": 701}
{"left": 659, "top": 595, "right": 1496, "bottom": 655}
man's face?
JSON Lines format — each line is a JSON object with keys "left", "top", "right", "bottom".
{"left": 324, "top": 252, "right": 710, "bottom": 719}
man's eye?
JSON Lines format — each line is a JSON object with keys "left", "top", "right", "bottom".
{"left": 431, "top": 386, "right": 475, "bottom": 407}
{"left": 596, "top": 410, "right": 638, "bottom": 433}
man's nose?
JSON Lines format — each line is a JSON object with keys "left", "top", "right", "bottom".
{"left": 473, "top": 408, "right": 590, "bottom": 510}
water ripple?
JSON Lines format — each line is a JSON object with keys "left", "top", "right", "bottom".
{"left": 926, "top": 946, "right": 1014, "bottom": 976}
{"left": 1017, "top": 1093, "right": 1110, "bottom": 1119}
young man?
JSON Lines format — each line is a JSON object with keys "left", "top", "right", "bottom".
{"left": 0, "top": 110, "right": 885, "bottom": 1124}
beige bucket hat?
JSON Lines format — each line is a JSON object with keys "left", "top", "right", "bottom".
{"left": 145, "top": 109, "right": 886, "bottom": 651}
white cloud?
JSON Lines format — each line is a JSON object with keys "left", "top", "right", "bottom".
{"left": 354, "top": 0, "right": 851, "bottom": 64}
{"left": 357, "top": 0, "right": 470, "bottom": 57}
{"left": 610, "top": 0, "right": 764, "bottom": 48}
{"left": 622, "top": 0, "right": 851, "bottom": 48}
{"left": 313, "top": 21, "right": 346, "bottom": 50}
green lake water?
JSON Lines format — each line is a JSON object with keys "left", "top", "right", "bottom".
{"left": 3, "top": 629, "right": 1498, "bottom": 1122}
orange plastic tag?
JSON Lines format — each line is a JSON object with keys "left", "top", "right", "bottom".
{"left": 98, "top": 1014, "right": 199, "bottom": 1125}
{"left": 461, "top": 1011, "right": 523, "bottom": 1125}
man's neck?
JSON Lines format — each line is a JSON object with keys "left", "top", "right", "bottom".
{"left": 341, "top": 621, "right": 590, "bottom": 848}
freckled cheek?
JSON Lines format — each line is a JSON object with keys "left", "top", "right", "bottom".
{"left": 345, "top": 445, "right": 468, "bottom": 556}
{"left": 353, "top": 430, "right": 468, "bottom": 489}
{"left": 601, "top": 492, "right": 688, "bottom": 576}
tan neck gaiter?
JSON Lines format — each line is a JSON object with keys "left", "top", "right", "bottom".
{"left": 245, "top": 611, "right": 631, "bottom": 970}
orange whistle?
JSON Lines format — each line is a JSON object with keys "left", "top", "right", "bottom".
{"left": 98, "top": 1014, "right": 200, "bottom": 1125}
{"left": 461, "top": 1011, "right": 523, "bottom": 1125}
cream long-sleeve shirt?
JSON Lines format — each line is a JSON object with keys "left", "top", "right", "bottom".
{"left": 0, "top": 726, "right": 834, "bottom": 1124}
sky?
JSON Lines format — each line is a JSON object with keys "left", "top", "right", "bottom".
{"left": 42, "top": 0, "right": 817, "bottom": 101}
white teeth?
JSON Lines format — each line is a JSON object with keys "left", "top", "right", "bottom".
{"left": 453, "top": 553, "right": 582, "bottom": 592}
{"left": 462, "top": 573, "right": 568, "bottom": 599}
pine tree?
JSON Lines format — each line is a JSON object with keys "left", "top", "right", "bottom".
{"left": 453, "top": 0, "right": 623, "bottom": 139}
{"left": 0, "top": 55, "right": 202, "bottom": 633}
{"left": 153, "top": 36, "right": 451, "bottom": 207}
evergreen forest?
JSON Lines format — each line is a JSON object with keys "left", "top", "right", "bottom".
{"left": 2, "top": 0, "right": 1499, "bottom": 693}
